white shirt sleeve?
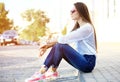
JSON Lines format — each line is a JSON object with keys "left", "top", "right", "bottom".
{"left": 57, "top": 23, "right": 93, "bottom": 44}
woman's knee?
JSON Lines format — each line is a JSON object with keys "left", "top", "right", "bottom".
{"left": 54, "top": 43, "right": 65, "bottom": 48}
{"left": 53, "top": 43, "right": 69, "bottom": 51}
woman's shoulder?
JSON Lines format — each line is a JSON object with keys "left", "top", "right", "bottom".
{"left": 80, "top": 23, "right": 93, "bottom": 31}
{"left": 83, "top": 23, "right": 93, "bottom": 28}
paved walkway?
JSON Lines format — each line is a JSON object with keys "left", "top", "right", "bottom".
{"left": 79, "top": 42, "right": 120, "bottom": 82}
{"left": 0, "top": 42, "right": 120, "bottom": 82}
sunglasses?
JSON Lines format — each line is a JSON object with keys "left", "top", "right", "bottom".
{"left": 71, "top": 9, "right": 76, "bottom": 14}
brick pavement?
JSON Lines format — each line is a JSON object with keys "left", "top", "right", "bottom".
{"left": 79, "top": 43, "right": 120, "bottom": 82}
{"left": 0, "top": 43, "right": 120, "bottom": 82}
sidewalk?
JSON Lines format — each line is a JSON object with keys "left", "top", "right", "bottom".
{"left": 0, "top": 45, "right": 79, "bottom": 82}
{"left": 79, "top": 42, "right": 120, "bottom": 82}
{"left": 0, "top": 42, "right": 120, "bottom": 82}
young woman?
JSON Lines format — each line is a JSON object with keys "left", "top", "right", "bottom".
{"left": 25, "top": 2, "right": 97, "bottom": 82}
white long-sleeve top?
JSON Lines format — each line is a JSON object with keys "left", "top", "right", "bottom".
{"left": 57, "top": 23, "right": 96, "bottom": 55}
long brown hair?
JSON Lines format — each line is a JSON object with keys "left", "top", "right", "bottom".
{"left": 72, "top": 2, "right": 97, "bottom": 51}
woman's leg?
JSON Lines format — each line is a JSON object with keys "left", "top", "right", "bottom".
{"left": 43, "top": 43, "right": 63, "bottom": 69}
{"left": 43, "top": 43, "right": 96, "bottom": 72}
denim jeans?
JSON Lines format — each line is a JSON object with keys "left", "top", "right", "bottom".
{"left": 44, "top": 43, "right": 96, "bottom": 73}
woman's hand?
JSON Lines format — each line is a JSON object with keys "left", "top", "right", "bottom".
{"left": 39, "top": 41, "right": 57, "bottom": 57}
{"left": 39, "top": 44, "right": 48, "bottom": 57}
{"left": 39, "top": 48, "right": 47, "bottom": 57}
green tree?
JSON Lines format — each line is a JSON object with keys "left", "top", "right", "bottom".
{"left": 61, "top": 25, "right": 67, "bottom": 35}
{"left": 20, "top": 9, "right": 49, "bottom": 41}
{"left": 0, "top": 3, "right": 13, "bottom": 34}
{"left": 11, "top": 26, "right": 20, "bottom": 31}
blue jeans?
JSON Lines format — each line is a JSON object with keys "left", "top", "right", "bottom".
{"left": 44, "top": 43, "right": 96, "bottom": 73}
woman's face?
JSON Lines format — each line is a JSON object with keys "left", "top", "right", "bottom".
{"left": 70, "top": 7, "right": 81, "bottom": 21}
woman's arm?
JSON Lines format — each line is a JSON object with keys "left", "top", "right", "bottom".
{"left": 40, "top": 41, "right": 57, "bottom": 49}
{"left": 39, "top": 40, "right": 57, "bottom": 57}
{"left": 58, "top": 24, "right": 93, "bottom": 44}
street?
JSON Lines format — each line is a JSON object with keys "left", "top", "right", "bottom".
{"left": 0, "top": 45, "right": 78, "bottom": 82}
{"left": 0, "top": 45, "right": 41, "bottom": 82}
{"left": 0, "top": 42, "right": 120, "bottom": 82}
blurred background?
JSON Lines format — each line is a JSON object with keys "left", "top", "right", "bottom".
{"left": 0, "top": 0, "right": 120, "bottom": 46}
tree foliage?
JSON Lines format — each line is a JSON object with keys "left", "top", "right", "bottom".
{"left": 61, "top": 25, "right": 67, "bottom": 35}
{"left": 0, "top": 3, "right": 13, "bottom": 34}
{"left": 20, "top": 9, "right": 49, "bottom": 41}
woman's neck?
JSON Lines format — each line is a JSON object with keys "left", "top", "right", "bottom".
{"left": 77, "top": 19, "right": 87, "bottom": 26}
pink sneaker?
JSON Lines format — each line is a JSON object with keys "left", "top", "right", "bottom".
{"left": 25, "top": 71, "right": 59, "bottom": 82}
{"left": 25, "top": 72, "right": 46, "bottom": 82}
{"left": 45, "top": 71, "right": 59, "bottom": 79}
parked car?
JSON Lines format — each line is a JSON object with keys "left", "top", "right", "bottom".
{"left": 0, "top": 30, "right": 19, "bottom": 46}
{"left": 0, "top": 34, "right": 3, "bottom": 46}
